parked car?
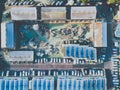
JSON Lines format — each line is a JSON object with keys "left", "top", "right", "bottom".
{"left": 112, "top": 53, "right": 118, "bottom": 57}
{"left": 112, "top": 48, "right": 118, "bottom": 54}
{"left": 112, "top": 74, "right": 118, "bottom": 78}
{"left": 113, "top": 82, "right": 119, "bottom": 85}
{"left": 112, "top": 58, "right": 119, "bottom": 61}
{"left": 6, "top": 71, "right": 10, "bottom": 76}
{"left": 113, "top": 68, "right": 118, "bottom": 72}
{"left": 113, "top": 71, "right": 118, "bottom": 75}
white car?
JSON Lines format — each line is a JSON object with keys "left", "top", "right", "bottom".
{"left": 6, "top": 71, "right": 9, "bottom": 76}
{"left": 113, "top": 82, "right": 119, "bottom": 85}
{"left": 112, "top": 59, "right": 119, "bottom": 61}
{"left": 112, "top": 74, "right": 118, "bottom": 77}
{"left": 14, "top": 71, "right": 17, "bottom": 77}
{"left": 112, "top": 48, "right": 117, "bottom": 51}
{"left": 113, "top": 80, "right": 119, "bottom": 83}
{"left": 113, "top": 68, "right": 118, "bottom": 72}
{"left": 113, "top": 71, "right": 118, "bottom": 75}
{"left": 113, "top": 77, "right": 118, "bottom": 80}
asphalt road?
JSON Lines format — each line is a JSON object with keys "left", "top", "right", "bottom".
{"left": 97, "top": 3, "right": 114, "bottom": 61}
{"left": 10, "top": 63, "right": 104, "bottom": 70}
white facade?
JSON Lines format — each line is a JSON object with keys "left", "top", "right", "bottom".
{"left": 1, "top": 22, "right": 6, "bottom": 48}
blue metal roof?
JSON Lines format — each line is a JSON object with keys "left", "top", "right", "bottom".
{"left": 79, "top": 47, "right": 84, "bottom": 58}
{"left": 0, "top": 79, "right": 4, "bottom": 90}
{"left": 57, "top": 78, "right": 106, "bottom": 90}
{"left": 96, "top": 79, "right": 100, "bottom": 90}
{"left": 76, "top": 47, "right": 79, "bottom": 58}
{"left": 23, "top": 79, "right": 28, "bottom": 90}
{"left": 9, "top": 80, "right": 14, "bottom": 90}
{"left": 14, "top": 80, "right": 18, "bottom": 90}
{"left": 90, "top": 50, "right": 94, "bottom": 60}
{"left": 32, "top": 79, "right": 37, "bottom": 90}
{"left": 88, "top": 80, "right": 91, "bottom": 90}
{"left": 91, "top": 80, "right": 94, "bottom": 90}
{"left": 5, "top": 80, "right": 9, "bottom": 90}
{"left": 0, "top": 78, "right": 29, "bottom": 90}
{"left": 85, "top": 49, "right": 89, "bottom": 59}
{"left": 102, "top": 79, "right": 105, "bottom": 90}
{"left": 82, "top": 81, "right": 86, "bottom": 90}
{"left": 65, "top": 46, "right": 96, "bottom": 61}
{"left": 66, "top": 46, "right": 70, "bottom": 57}
{"left": 71, "top": 46, "right": 75, "bottom": 57}
{"left": 6, "top": 22, "right": 15, "bottom": 48}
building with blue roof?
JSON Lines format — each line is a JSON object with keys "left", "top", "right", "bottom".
{"left": 75, "top": 46, "right": 79, "bottom": 58}
{"left": 1, "top": 22, "right": 15, "bottom": 49}
{"left": 94, "top": 21, "right": 107, "bottom": 47}
{"left": 71, "top": 46, "right": 75, "bottom": 57}
{"left": 57, "top": 76, "right": 107, "bottom": 90}
{"left": 0, "top": 77, "right": 28, "bottom": 90}
{"left": 79, "top": 47, "right": 84, "bottom": 58}
{"left": 65, "top": 46, "right": 70, "bottom": 57}
{"left": 32, "top": 77, "right": 54, "bottom": 90}
{"left": 64, "top": 45, "right": 97, "bottom": 61}
{"left": 9, "top": 80, "right": 14, "bottom": 90}
{"left": 85, "top": 49, "right": 89, "bottom": 59}
{"left": 14, "top": 80, "right": 18, "bottom": 90}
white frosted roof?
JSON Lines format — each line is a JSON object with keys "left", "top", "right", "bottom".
{"left": 10, "top": 7, "right": 37, "bottom": 20}
{"left": 71, "top": 7, "right": 97, "bottom": 20}
{"left": 8, "top": 51, "right": 34, "bottom": 62}
{"left": 41, "top": 7, "right": 66, "bottom": 20}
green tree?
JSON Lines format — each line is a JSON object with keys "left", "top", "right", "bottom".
{"left": 81, "top": 0, "right": 89, "bottom": 4}
{"left": 108, "top": 0, "right": 116, "bottom": 4}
